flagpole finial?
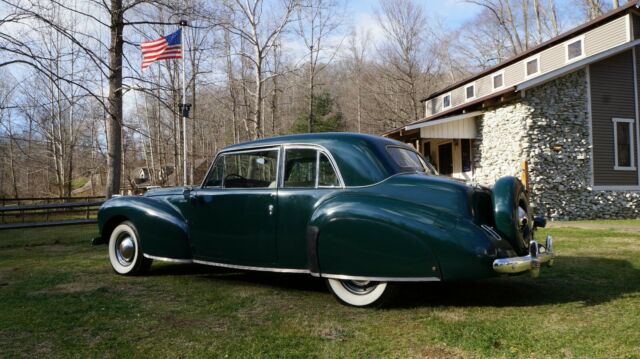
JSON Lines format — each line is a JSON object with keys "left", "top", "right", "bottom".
{"left": 179, "top": 20, "right": 188, "bottom": 27}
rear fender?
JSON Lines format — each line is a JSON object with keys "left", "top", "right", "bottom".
{"left": 309, "top": 194, "right": 444, "bottom": 279}
{"left": 98, "top": 197, "right": 192, "bottom": 260}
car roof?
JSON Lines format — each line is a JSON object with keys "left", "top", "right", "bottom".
{"left": 220, "top": 132, "right": 415, "bottom": 186}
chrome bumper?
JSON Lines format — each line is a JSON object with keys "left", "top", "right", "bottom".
{"left": 493, "top": 235, "right": 555, "bottom": 278}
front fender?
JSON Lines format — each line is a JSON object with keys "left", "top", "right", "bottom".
{"left": 309, "top": 193, "right": 445, "bottom": 279}
{"left": 98, "top": 196, "right": 192, "bottom": 260}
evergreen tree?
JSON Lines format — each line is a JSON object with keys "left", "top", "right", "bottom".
{"left": 290, "top": 91, "right": 345, "bottom": 133}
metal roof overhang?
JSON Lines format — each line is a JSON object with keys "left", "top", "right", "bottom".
{"left": 404, "top": 111, "right": 483, "bottom": 131}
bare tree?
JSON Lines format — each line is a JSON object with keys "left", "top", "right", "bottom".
{"left": 220, "top": 0, "right": 297, "bottom": 139}
{"left": 296, "top": 0, "right": 345, "bottom": 132}
{"left": 375, "top": 0, "right": 433, "bottom": 123}
{"left": 577, "top": 0, "right": 608, "bottom": 20}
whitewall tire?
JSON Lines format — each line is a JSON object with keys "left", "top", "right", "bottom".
{"left": 326, "top": 279, "right": 396, "bottom": 307}
{"left": 108, "top": 221, "right": 152, "bottom": 275}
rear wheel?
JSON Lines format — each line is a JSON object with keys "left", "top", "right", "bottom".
{"left": 326, "top": 279, "right": 396, "bottom": 307}
{"left": 108, "top": 221, "right": 152, "bottom": 275}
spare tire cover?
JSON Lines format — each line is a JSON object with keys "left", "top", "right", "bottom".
{"left": 492, "top": 176, "right": 532, "bottom": 256}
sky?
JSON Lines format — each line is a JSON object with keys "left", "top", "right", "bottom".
{"left": 348, "top": 0, "right": 483, "bottom": 29}
{"left": 345, "top": 0, "right": 580, "bottom": 42}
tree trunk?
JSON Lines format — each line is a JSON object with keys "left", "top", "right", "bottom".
{"left": 308, "top": 50, "right": 315, "bottom": 133}
{"left": 522, "top": 0, "right": 529, "bottom": 49}
{"left": 106, "top": 0, "right": 124, "bottom": 198}
{"left": 534, "top": 0, "right": 543, "bottom": 43}
{"left": 253, "top": 61, "right": 262, "bottom": 139}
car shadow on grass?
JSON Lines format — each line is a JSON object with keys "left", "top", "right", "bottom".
{"left": 145, "top": 255, "right": 640, "bottom": 307}
{"left": 389, "top": 255, "right": 640, "bottom": 309}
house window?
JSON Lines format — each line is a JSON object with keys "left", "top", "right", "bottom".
{"left": 442, "top": 93, "right": 451, "bottom": 109}
{"left": 465, "top": 84, "right": 475, "bottom": 101}
{"left": 525, "top": 56, "right": 540, "bottom": 78}
{"left": 492, "top": 71, "right": 504, "bottom": 90}
{"left": 566, "top": 36, "right": 585, "bottom": 62}
{"left": 613, "top": 118, "right": 636, "bottom": 170}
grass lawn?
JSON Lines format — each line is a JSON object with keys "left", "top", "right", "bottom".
{"left": 1, "top": 223, "right": 639, "bottom": 358}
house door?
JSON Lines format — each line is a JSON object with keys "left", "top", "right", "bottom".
{"left": 438, "top": 142, "right": 453, "bottom": 175}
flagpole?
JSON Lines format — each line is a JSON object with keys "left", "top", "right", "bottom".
{"left": 180, "top": 20, "right": 188, "bottom": 186}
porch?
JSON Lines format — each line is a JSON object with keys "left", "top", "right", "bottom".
{"left": 388, "top": 112, "right": 480, "bottom": 181}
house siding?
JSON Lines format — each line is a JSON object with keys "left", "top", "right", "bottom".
{"left": 426, "top": 14, "right": 631, "bottom": 118}
{"left": 585, "top": 15, "right": 629, "bottom": 56}
{"left": 452, "top": 87, "right": 464, "bottom": 106}
{"left": 540, "top": 45, "right": 565, "bottom": 73}
{"left": 420, "top": 117, "right": 477, "bottom": 139}
{"left": 504, "top": 61, "right": 525, "bottom": 88}
{"left": 634, "top": 14, "right": 640, "bottom": 40}
{"left": 477, "top": 76, "right": 491, "bottom": 96}
{"left": 589, "top": 50, "right": 639, "bottom": 186}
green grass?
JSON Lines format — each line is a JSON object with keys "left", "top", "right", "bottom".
{"left": 1, "top": 225, "right": 640, "bottom": 358}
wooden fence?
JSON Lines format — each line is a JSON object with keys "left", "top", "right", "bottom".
{"left": 0, "top": 197, "right": 104, "bottom": 230}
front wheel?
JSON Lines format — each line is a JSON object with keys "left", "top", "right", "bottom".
{"left": 326, "top": 279, "right": 396, "bottom": 307}
{"left": 108, "top": 221, "right": 152, "bottom": 275}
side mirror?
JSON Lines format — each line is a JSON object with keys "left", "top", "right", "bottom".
{"left": 533, "top": 216, "right": 547, "bottom": 229}
{"left": 182, "top": 187, "right": 191, "bottom": 201}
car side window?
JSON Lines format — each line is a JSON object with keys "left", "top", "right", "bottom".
{"left": 203, "top": 156, "right": 224, "bottom": 187}
{"left": 223, "top": 150, "right": 278, "bottom": 188}
{"left": 318, "top": 153, "right": 339, "bottom": 187}
{"left": 284, "top": 149, "right": 317, "bottom": 188}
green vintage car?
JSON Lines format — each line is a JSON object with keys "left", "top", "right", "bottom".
{"left": 97, "top": 133, "right": 554, "bottom": 307}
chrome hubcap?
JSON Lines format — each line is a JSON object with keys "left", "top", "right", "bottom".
{"left": 341, "top": 280, "right": 377, "bottom": 295}
{"left": 115, "top": 234, "right": 135, "bottom": 266}
{"left": 518, "top": 202, "right": 533, "bottom": 246}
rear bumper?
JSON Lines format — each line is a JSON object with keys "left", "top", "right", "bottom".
{"left": 492, "top": 235, "right": 554, "bottom": 277}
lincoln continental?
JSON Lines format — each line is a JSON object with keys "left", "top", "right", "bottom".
{"left": 96, "top": 133, "right": 554, "bottom": 307}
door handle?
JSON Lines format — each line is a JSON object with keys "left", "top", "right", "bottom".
{"left": 268, "top": 204, "right": 274, "bottom": 216}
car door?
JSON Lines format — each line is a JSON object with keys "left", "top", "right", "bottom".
{"left": 189, "top": 147, "right": 279, "bottom": 266}
{"left": 275, "top": 146, "right": 343, "bottom": 268}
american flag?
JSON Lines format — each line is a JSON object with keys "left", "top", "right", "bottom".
{"left": 141, "top": 29, "right": 182, "bottom": 70}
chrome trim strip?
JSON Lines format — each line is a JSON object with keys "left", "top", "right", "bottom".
{"left": 318, "top": 273, "right": 441, "bottom": 282}
{"left": 143, "top": 253, "right": 193, "bottom": 263}
{"left": 192, "top": 259, "right": 311, "bottom": 274}
{"left": 145, "top": 255, "right": 443, "bottom": 281}
{"left": 481, "top": 224, "right": 502, "bottom": 241}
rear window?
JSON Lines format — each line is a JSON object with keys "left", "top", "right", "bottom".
{"left": 387, "top": 146, "right": 437, "bottom": 175}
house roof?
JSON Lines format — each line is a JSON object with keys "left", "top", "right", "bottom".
{"left": 421, "top": 0, "right": 640, "bottom": 103}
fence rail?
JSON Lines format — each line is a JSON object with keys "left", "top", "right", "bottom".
{"left": 0, "top": 196, "right": 104, "bottom": 207}
{"left": 0, "top": 200, "right": 104, "bottom": 230}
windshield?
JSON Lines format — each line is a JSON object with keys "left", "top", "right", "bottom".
{"left": 387, "top": 146, "right": 438, "bottom": 175}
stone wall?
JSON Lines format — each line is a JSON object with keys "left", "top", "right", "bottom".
{"left": 473, "top": 101, "right": 531, "bottom": 186}
{"left": 473, "top": 69, "right": 640, "bottom": 220}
